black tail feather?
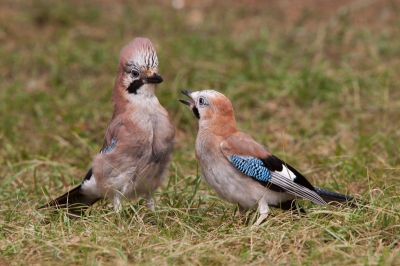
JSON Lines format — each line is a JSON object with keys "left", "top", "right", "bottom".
{"left": 314, "top": 187, "right": 364, "bottom": 207}
{"left": 38, "top": 168, "right": 100, "bottom": 215}
{"left": 38, "top": 184, "right": 100, "bottom": 214}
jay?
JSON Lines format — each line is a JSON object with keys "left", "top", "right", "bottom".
{"left": 39, "top": 38, "right": 175, "bottom": 214}
{"left": 179, "top": 89, "right": 358, "bottom": 225}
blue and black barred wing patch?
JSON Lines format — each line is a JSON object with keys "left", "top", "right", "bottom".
{"left": 230, "top": 155, "right": 272, "bottom": 183}
{"left": 102, "top": 138, "right": 118, "bottom": 154}
{"left": 229, "top": 154, "right": 326, "bottom": 205}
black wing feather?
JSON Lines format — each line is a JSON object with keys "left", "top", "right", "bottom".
{"left": 38, "top": 168, "right": 100, "bottom": 212}
{"left": 259, "top": 155, "right": 316, "bottom": 193}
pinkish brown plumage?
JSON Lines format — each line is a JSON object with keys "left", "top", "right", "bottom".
{"left": 39, "top": 38, "right": 175, "bottom": 214}
{"left": 179, "top": 89, "right": 359, "bottom": 225}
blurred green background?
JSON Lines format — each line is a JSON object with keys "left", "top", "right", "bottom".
{"left": 1, "top": 0, "right": 399, "bottom": 265}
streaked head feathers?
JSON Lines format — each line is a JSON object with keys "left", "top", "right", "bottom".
{"left": 113, "top": 38, "right": 163, "bottom": 104}
{"left": 120, "top": 38, "right": 159, "bottom": 72}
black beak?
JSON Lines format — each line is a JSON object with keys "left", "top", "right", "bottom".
{"left": 178, "top": 90, "right": 194, "bottom": 107}
{"left": 144, "top": 73, "right": 163, "bottom": 84}
{"left": 181, "top": 90, "right": 193, "bottom": 98}
{"left": 179, "top": 90, "right": 200, "bottom": 119}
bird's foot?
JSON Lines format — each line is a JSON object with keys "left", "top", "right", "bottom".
{"left": 254, "top": 213, "right": 268, "bottom": 226}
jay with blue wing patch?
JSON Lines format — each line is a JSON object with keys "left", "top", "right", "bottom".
{"left": 179, "top": 89, "right": 361, "bottom": 225}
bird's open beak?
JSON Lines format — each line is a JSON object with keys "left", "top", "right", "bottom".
{"left": 144, "top": 73, "right": 164, "bottom": 84}
{"left": 179, "top": 90, "right": 200, "bottom": 119}
{"left": 179, "top": 90, "right": 195, "bottom": 107}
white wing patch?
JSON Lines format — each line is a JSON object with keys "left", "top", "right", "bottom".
{"left": 81, "top": 176, "right": 101, "bottom": 198}
{"left": 274, "top": 164, "right": 297, "bottom": 181}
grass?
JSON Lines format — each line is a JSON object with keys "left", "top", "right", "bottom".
{"left": 1, "top": 0, "right": 400, "bottom": 264}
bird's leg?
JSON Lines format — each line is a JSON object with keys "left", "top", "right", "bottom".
{"left": 238, "top": 204, "right": 247, "bottom": 214}
{"left": 237, "top": 204, "right": 253, "bottom": 225}
{"left": 113, "top": 187, "right": 126, "bottom": 212}
{"left": 146, "top": 193, "right": 155, "bottom": 212}
{"left": 254, "top": 203, "right": 270, "bottom": 226}
{"left": 113, "top": 195, "right": 122, "bottom": 212}
{"left": 255, "top": 213, "right": 268, "bottom": 226}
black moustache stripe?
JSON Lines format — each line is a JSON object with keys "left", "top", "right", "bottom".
{"left": 193, "top": 107, "right": 200, "bottom": 119}
{"left": 127, "top": 79, "right": 144, "bottom": 94}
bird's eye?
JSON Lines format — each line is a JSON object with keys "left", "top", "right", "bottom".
{"left": 199, "top": 97, "right": 205, "bottom": 105}
{"left": 131, "top": 70, "right": 140, "bottom": 78}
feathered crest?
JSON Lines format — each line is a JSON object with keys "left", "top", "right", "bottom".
{"left": 120, "top": 37, "right": 158, "bottom": 70}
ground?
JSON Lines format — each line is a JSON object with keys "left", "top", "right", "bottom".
{"left": 0, "top": 0, "right": 399, "bottom": 265}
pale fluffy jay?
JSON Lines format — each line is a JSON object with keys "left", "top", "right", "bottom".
{"left": 179, "top": 89, "right": 359, "bottom": 225}
{"left": 39, "top": 38, "right": 175, "bottom": 213}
